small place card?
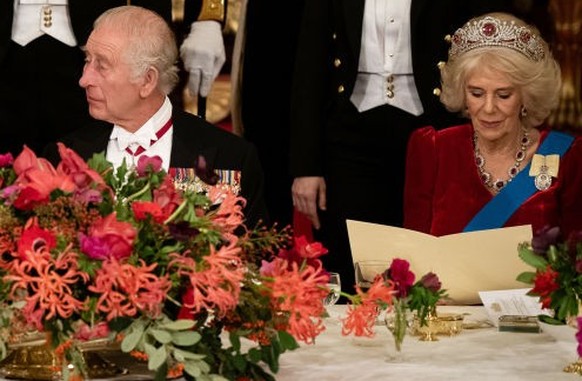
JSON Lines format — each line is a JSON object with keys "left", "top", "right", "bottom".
{"left": 478, "top": 288, "right": 550, "bottom": 327}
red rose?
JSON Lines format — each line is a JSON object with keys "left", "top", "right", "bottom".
{"left": 295, "top": 236, "right": 328, "bottom": 259}
{"left": 388, "top": 258, "right": 416, "bottom": 298}
{"left": 531, "top": 266, "right": 559, "bottom": 309}
{"left": 153, "top": 176, "right": 182, "bottom": 217}
{"left": 132, "top": 201, "right": 167, "bottom": 223}
{"left": 86, "top": 213, "right": 136, "bottom": 260}
{"left": 17, "top": 220, "right": 57, "bottom": 259}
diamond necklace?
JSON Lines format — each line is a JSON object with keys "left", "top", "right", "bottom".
{"left": 474, "top": 129, "right": 530, "bottom": 193}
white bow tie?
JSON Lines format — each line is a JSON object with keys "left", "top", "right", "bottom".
{"left": 116, "top": 135, "right": 153, "bottom": 152}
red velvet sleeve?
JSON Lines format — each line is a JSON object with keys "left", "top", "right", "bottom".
{"left": 557, "top": 135, "right": 582, "bottom": 238}
{"left": 403, "top": 126, "right": 438, "bottom": 233}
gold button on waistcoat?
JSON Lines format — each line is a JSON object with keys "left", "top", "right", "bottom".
{"left": 43, "top": 6, "right": 52, "bottom": 27}
{"left": 437, "top": 61, "right": 446, "bottom": 70}
{"left": 433, "top": 88, "right": 442, "bottom": 96}
{"left": 334, "top": 58, "right": 341, "bottom": 67}
{"left": 338, "top": 85, "right": 345, "bottom": 93}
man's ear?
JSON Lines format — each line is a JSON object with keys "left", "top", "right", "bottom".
{"left": 139, "top": 67, "right": 160, "bottom": 98}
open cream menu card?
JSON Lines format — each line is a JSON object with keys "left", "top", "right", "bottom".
{"left": 347, "top": 220, "right": 533, "bottom": 305}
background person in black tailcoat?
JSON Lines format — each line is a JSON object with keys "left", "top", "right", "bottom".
{"left": 181, "top": 0, "right": 306, "bottom": 231}
{"left": 289, "top": 0, "right": 515, "bottom": 294}
{"left": 232, "top": 0, "right": 306, "bottom": 231}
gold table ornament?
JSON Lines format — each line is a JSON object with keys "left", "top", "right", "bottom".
{"left": 410, "top": 312, "right": 465, "bottom": 341}
{"left": 0, "top": 336, "right": 126, "bottom": 380}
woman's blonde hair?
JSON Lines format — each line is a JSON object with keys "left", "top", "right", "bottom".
{"left": 439, "top": 12, "right": 561, "bottom": 128}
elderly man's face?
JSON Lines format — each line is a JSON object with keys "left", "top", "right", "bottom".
{"left": 79, "top": 26, "right": 144, "bottom": 127}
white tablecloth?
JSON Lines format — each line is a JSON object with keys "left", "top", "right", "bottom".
{"left": 275, "top": 305, "right": 580, "bottom": 381}
{"left": 3, "top": 305, "right": 578, "bottom": 381}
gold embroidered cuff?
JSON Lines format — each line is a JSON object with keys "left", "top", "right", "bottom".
{"left": 197, "top": 0, "right": 226, "bottom": 23}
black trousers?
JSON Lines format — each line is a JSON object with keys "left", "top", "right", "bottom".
{"left": 0, "top": 36, "right": 91, "bottom": 156}
{"left": 315, "top": 99, "right": 424, "bottom": 295}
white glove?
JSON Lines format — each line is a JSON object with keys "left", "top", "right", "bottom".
{"left": 180, "top": 20, "right": 226, "bottom": 97}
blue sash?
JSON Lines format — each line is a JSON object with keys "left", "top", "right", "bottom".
{"left": 463, "top": 131, "right": 575, "bottom": 232}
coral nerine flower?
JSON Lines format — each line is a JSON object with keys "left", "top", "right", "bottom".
{"left": 89, "top": 258, "right": 172, "bottom": 320}
{"left": 5, "top": 244, "right": 89, "bottom": 330}
{"left": 169, "top": 236, "right": 245, "bottom": 317}
{"left": 341, "top": 278, "right": 395, "bottom": 337}
{"left": 261, "top": 257, "right": 329, "bottom": 344}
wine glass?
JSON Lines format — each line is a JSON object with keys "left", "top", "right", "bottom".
{"left": 354, "top": 260, "right": 391, "bottom": 325}
{"left": 354, "top": 260, "right": 390, "bottom": 291}
{"left": 323, "top": 272, "right": 341, "bottom": 308}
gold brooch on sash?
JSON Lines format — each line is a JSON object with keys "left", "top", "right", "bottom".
{"left": 528, "top": 154, "right": 559, "bottom": 191}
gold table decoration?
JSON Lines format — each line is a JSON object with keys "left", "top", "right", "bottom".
{"left": 0, "top": 335, "right": 127, "bottom": 380}
{"left": 410, "top": 312, "right": 464, "bottom": 341}
{"left": 564, "top": 358, "right": 582, "bottom": 375}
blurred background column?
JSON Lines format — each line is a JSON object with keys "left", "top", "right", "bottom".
{"left": 548, "top": 0, "right": 582, "bottom": 133}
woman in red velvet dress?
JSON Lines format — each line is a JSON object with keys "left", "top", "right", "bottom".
{"left": 404, "top": 12, "right": 582, "bottom": 239}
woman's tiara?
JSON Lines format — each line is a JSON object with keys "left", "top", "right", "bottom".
{"left": 448, "top": 15, "right": 546, "bottom": 62}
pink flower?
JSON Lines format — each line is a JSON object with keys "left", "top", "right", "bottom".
{"left": 12, "top": 145, "right": 53, "bottom": 176}
{"left": 74, "top": 322, "right": 110, "bottom": 341}
{"left": 136, "top": 155, "right": 163, "bottom": 177}
{"left": 419, "top": 272, "right": 442, "bottom": 292}
{"left": 80, "top": 213, "right": 136, "bottom": 260}
{"left": 0, "top": 152, "right": 13, "bottom": 167}
{"left": 153, "top": 176, "right": 182, "bottom": 217}
{"left": 388, "top": 258, "right": 415, "bottom": 298}
{"left": 56, "top": 143, "right": 105, "bottom": 188}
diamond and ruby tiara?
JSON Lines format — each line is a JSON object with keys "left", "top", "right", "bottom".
{"left": 449, "top": 15, "right": 546, "bottom": 62}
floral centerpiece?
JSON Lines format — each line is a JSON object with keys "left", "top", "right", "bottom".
{"left": 516, "top": 226, "right": 582, "bottom": 324}
{"left": 517, "top": 226, "right": 582, "bottom": 373}
{"left": 341, "top": 258, "right": 447, "bottom": 351}
{"left": 0, "top": 144, "right": 337, "bottom": 381}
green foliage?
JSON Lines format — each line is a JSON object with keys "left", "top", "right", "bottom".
{"left": 517, "top": 229, "right": 582, "bottom": 323}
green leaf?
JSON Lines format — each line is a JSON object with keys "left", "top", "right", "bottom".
{"left": 262, "top": 344, "right": 279, "bottom": 373}
{"left": 158, "top": 319, "right": 196, "bottom": 331}
{"left": 171, "top": 330, "right": 201, "bottom": 346}
{"left": 518, "top": 244, "right": 547, "bottom": 270}
{"left": 121, "top": 325, "right": 145, "bottom": 352}
{"left": 232, "top": 353, "right": 246, "bottom": 372}
{"left": 229, "top": 331, "right": 241, "bottom": 351}
{"left": 183, "top": 359, "right": 203, "bottom": 377}
{"left": 516, "top": 271, "right": 536, "bottom": 284}
{"left": 147, "top": 345, "right": 167, "bottom": 371}
{"left": 277, "top": 331, "right": 299, "bottom": 351}
{"left": 173, "top": 347, "right": 206, "bottom": 361}
{"left": 248, "top": 347, "right": 262, "bottom": 362}
{"left": 210, "top": 375, "right": 230, "bottom": 381}
{"left": 153, "top": 362, "right": 168, "bottom": 381}
{"left": 150, "top": 329, "right": 172, "bottom": 344}
{"left": 144, "top": 342, "right": 156, "bottom": 356}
